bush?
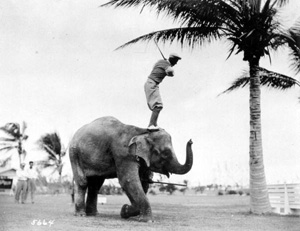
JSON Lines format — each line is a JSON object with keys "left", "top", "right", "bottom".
{"left": 149, "top": 189, "right": 156, "bottom": 195}
{"left": 227, "top": 190, "right": 238, "bottom": 195}
{"left": 218, "top": 190, "right": 225, "bottom": 196}
{"left": 218, "top": 188, "right": 250, "bottom": 196}
{"left": 243, "top": 189, "right": 250, "bottom": 196}
{"left": 165, "top": 184, "right": 178, "bottom": 195}
{"left": 99, "top": 185, "right": 123, "bottom": 195}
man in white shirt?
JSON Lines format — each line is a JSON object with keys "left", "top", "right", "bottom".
{"left": 15, "top": 163, "right": 28, "bottom": 204}
{"left": 144, "top": 53, "right": 181, "bottom": 130}
{"left": 26, "top": 161, "right": 37, "bottom": 203}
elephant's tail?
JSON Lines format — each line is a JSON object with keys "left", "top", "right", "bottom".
{"left": 69, "top": 146, "right": 87, "bottom": 187}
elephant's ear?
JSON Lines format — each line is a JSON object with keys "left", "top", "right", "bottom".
{"left": 128, "top": 135, "right": 151, "bottom": 167}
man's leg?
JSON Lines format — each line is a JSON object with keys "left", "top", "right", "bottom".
{"left": 21, "top": 182, "right": 28, "bottom": 204}
{"left": 31, "top": 184, "right": 35, "bottom": 203}
{"left": 28, "top": 179, "right": 35, "bottom": 203}
{"left": 148, "top": 107, "right": 162, "bottom": 130}
{"left": 15, "top": 181, "right": 22, "bottom": 203}
{"left": 144, "top": 79, "right": 163, "bottom": 130}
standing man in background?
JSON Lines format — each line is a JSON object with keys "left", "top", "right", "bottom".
{"left": 15, "top": 163, "right": 28, "bottom": 204}
{"left": 144, "top": 53, "right": 182, "bottom": 131}
{"left": 26, "top": 161, "right": 37, "bottom": 204}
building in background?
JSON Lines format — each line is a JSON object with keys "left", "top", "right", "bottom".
{"left": 0, "top": 167, "right": 16, "bottom": 195}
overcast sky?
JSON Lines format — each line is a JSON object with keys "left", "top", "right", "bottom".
{"left": 0, "top": 0, "right": 300, "bottom": 186}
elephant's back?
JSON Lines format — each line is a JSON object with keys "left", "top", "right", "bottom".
{"left": 69, "top": 116, "right": 148, "bottom": 152}
{"left": 72, "top": 116, "right": 123, "bottom": 142}
{"left": 88, "top": 116, "right": 123, "bottom": 131}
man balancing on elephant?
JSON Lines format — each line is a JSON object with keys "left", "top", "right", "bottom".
{"left": 69, "top": 116, "right": 193, "bottom": 222}
{"left": 145, "top": 53, "right": 182, "bottom": 131}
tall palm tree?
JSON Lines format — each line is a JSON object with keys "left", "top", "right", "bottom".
{"left": 0, "top": 122, "right": 28, "bottom": 165}
{"left": 103, "top": 0, "right": 300, "bottom": 214}
{"left": 37, "top": 132, "right": 66, "bottom": 182}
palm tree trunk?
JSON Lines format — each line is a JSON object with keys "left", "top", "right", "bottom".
{"left": 248, "top": 60, "right": 271, "bottom": 214}
{"left": 18, "top": 140, "right": 23, "bottom": 164}
{"left": 58, "top": 155, "right": 62, "bottom": 184}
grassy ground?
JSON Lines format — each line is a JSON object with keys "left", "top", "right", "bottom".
{"left": 0, "top": 193, "right": 298, "bottom": 231}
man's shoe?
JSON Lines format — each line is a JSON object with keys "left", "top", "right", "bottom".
{"left": 147, "top": 125, "right": 160, "bottom": 131}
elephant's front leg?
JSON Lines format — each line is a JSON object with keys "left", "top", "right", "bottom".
{"left": 118, "top": 163, "right": 153, "bottom": 222}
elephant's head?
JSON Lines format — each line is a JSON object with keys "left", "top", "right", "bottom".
{"left": 128, "top": 130, "right": 193, "bottom": 177}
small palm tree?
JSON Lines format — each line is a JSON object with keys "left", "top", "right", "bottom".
{"left": 0, "top": 122, "right": 28, "bottom": 165}
{"left": 37, "top": 132, "right": 66, "bottom": 182}
{"left": 103, "top": 0, "right": 300, "bottom": 214}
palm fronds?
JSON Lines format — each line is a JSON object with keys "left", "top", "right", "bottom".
{"left": 0, "top": 122, "right": 28, "bottom": 140}
{"left": 103, "top": 1, "right": 240, "bottom": 46}
{"left": 0, "top": 123, "right": 20, "bottom": 138}
{"left": 0, "top": 122, "right": 28, "bottom": 164}
{"left": 0, "top": 145, "right": 18, "bottom": 152}
{"left": 287, "top": 18, "right": 300, "bottom": 74}
{"left": 37, "top": 132, "right": 66, "bottom": 180}
{"left": 0, "top": 154, "right": 12, "bottom": 167}
{"left": 101, "top": 0, "right": 296, "bottom": 63}
{"left": 0, "top": 137, "right": 18, "bottom": 142}
{"left": 38, "top": 132, "right": 62, "bottom": 158}
{"left": 103, "top": 0, "right": 295, "bottom": 65}
{"left": 222, "top": 67, "right": 300, "bottom": 94}
{"left": 116, "top": 26, "right": 222, "bottom": 50}
{"left": 275, "top": 0, "right": 289, "bottom": 7}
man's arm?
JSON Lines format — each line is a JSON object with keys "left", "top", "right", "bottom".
{"left": 16, "top": 169, "right": 21, "bottom": 178}
{"left": 165, "top": 66, "right": 174, "bottom": 77}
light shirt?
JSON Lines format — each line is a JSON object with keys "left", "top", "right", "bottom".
{"left": 27, "top": 167, "right": 37, "bottom": 179}
{"left": 16, "top": 168, "right": 28, "bottom": 181}
{"left": 148, "top": 59, "right": 174, "bottom": 83}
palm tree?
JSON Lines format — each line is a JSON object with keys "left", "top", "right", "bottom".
{"left": 0, "top": 122, "right": 28, "bottom": 165}
{"left": 103, "top": 0, "right": 300, "bottom": 214}
{"left": 37, "top": 132, "right": 66, "bottom": 182}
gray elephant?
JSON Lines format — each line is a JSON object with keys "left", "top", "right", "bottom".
{"left": 69, "top": 116, "right": 193, "bottom": 222}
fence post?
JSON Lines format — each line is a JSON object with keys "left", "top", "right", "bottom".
{"left": 284, "top": 183, "right": 291, "bottom": 215}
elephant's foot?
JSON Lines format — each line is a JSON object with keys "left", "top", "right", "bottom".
{"left": 74, "top": 210, "right": 86, "bottom": 217}
{"left": 139, "top": 216, "right": 154, "bottom": 223}
{"left": 138, "top": 208, "right": 153, "bottom": 222}
{"left": 120, "top": 204, "right": 140, "bottom": 219}
{"left": 86, "top": 212, "right": 99, "bottom": 216}
{"left": 86, "top": 211, "right": 99, "bottom": 216}
{"left": 75, "top": 203, "right": 86, "bottom": 216}
{"left": 86, "top": 206, "right": 99, "bottom": 216}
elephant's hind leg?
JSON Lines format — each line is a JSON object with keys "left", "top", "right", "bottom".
{"left": 70, "top": 147, "right": 88, "bottom": 216}
{"left": 86, "top": 176, "right": 105, "bottom": 216}
{"left": 75, "top": 183, "right": 87, "bottom": 216}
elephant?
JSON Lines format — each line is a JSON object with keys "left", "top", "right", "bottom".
{"left": 69, "top": 116, "right": 193, "bottom": 222}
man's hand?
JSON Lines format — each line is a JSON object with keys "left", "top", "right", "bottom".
{"left": 165, "top": 66, "right": 174, "bottom": 76}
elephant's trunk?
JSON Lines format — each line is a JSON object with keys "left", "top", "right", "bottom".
{"left": 167, "top": 139, "right": 193, "bottom": 175}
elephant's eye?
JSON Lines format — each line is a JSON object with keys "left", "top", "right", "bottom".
{"left": 153, "top": 148, "right": 159, "bottom": 155}
{"left": 161, "top": 150, "right": 172, "bottom": 160}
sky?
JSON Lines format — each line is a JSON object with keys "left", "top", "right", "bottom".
{"left": 0, "top": 0, "right": 300, "bottom": 186}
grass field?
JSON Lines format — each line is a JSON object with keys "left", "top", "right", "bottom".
{"left": 0, "top": 193, "right": 299, "bottom": 231}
